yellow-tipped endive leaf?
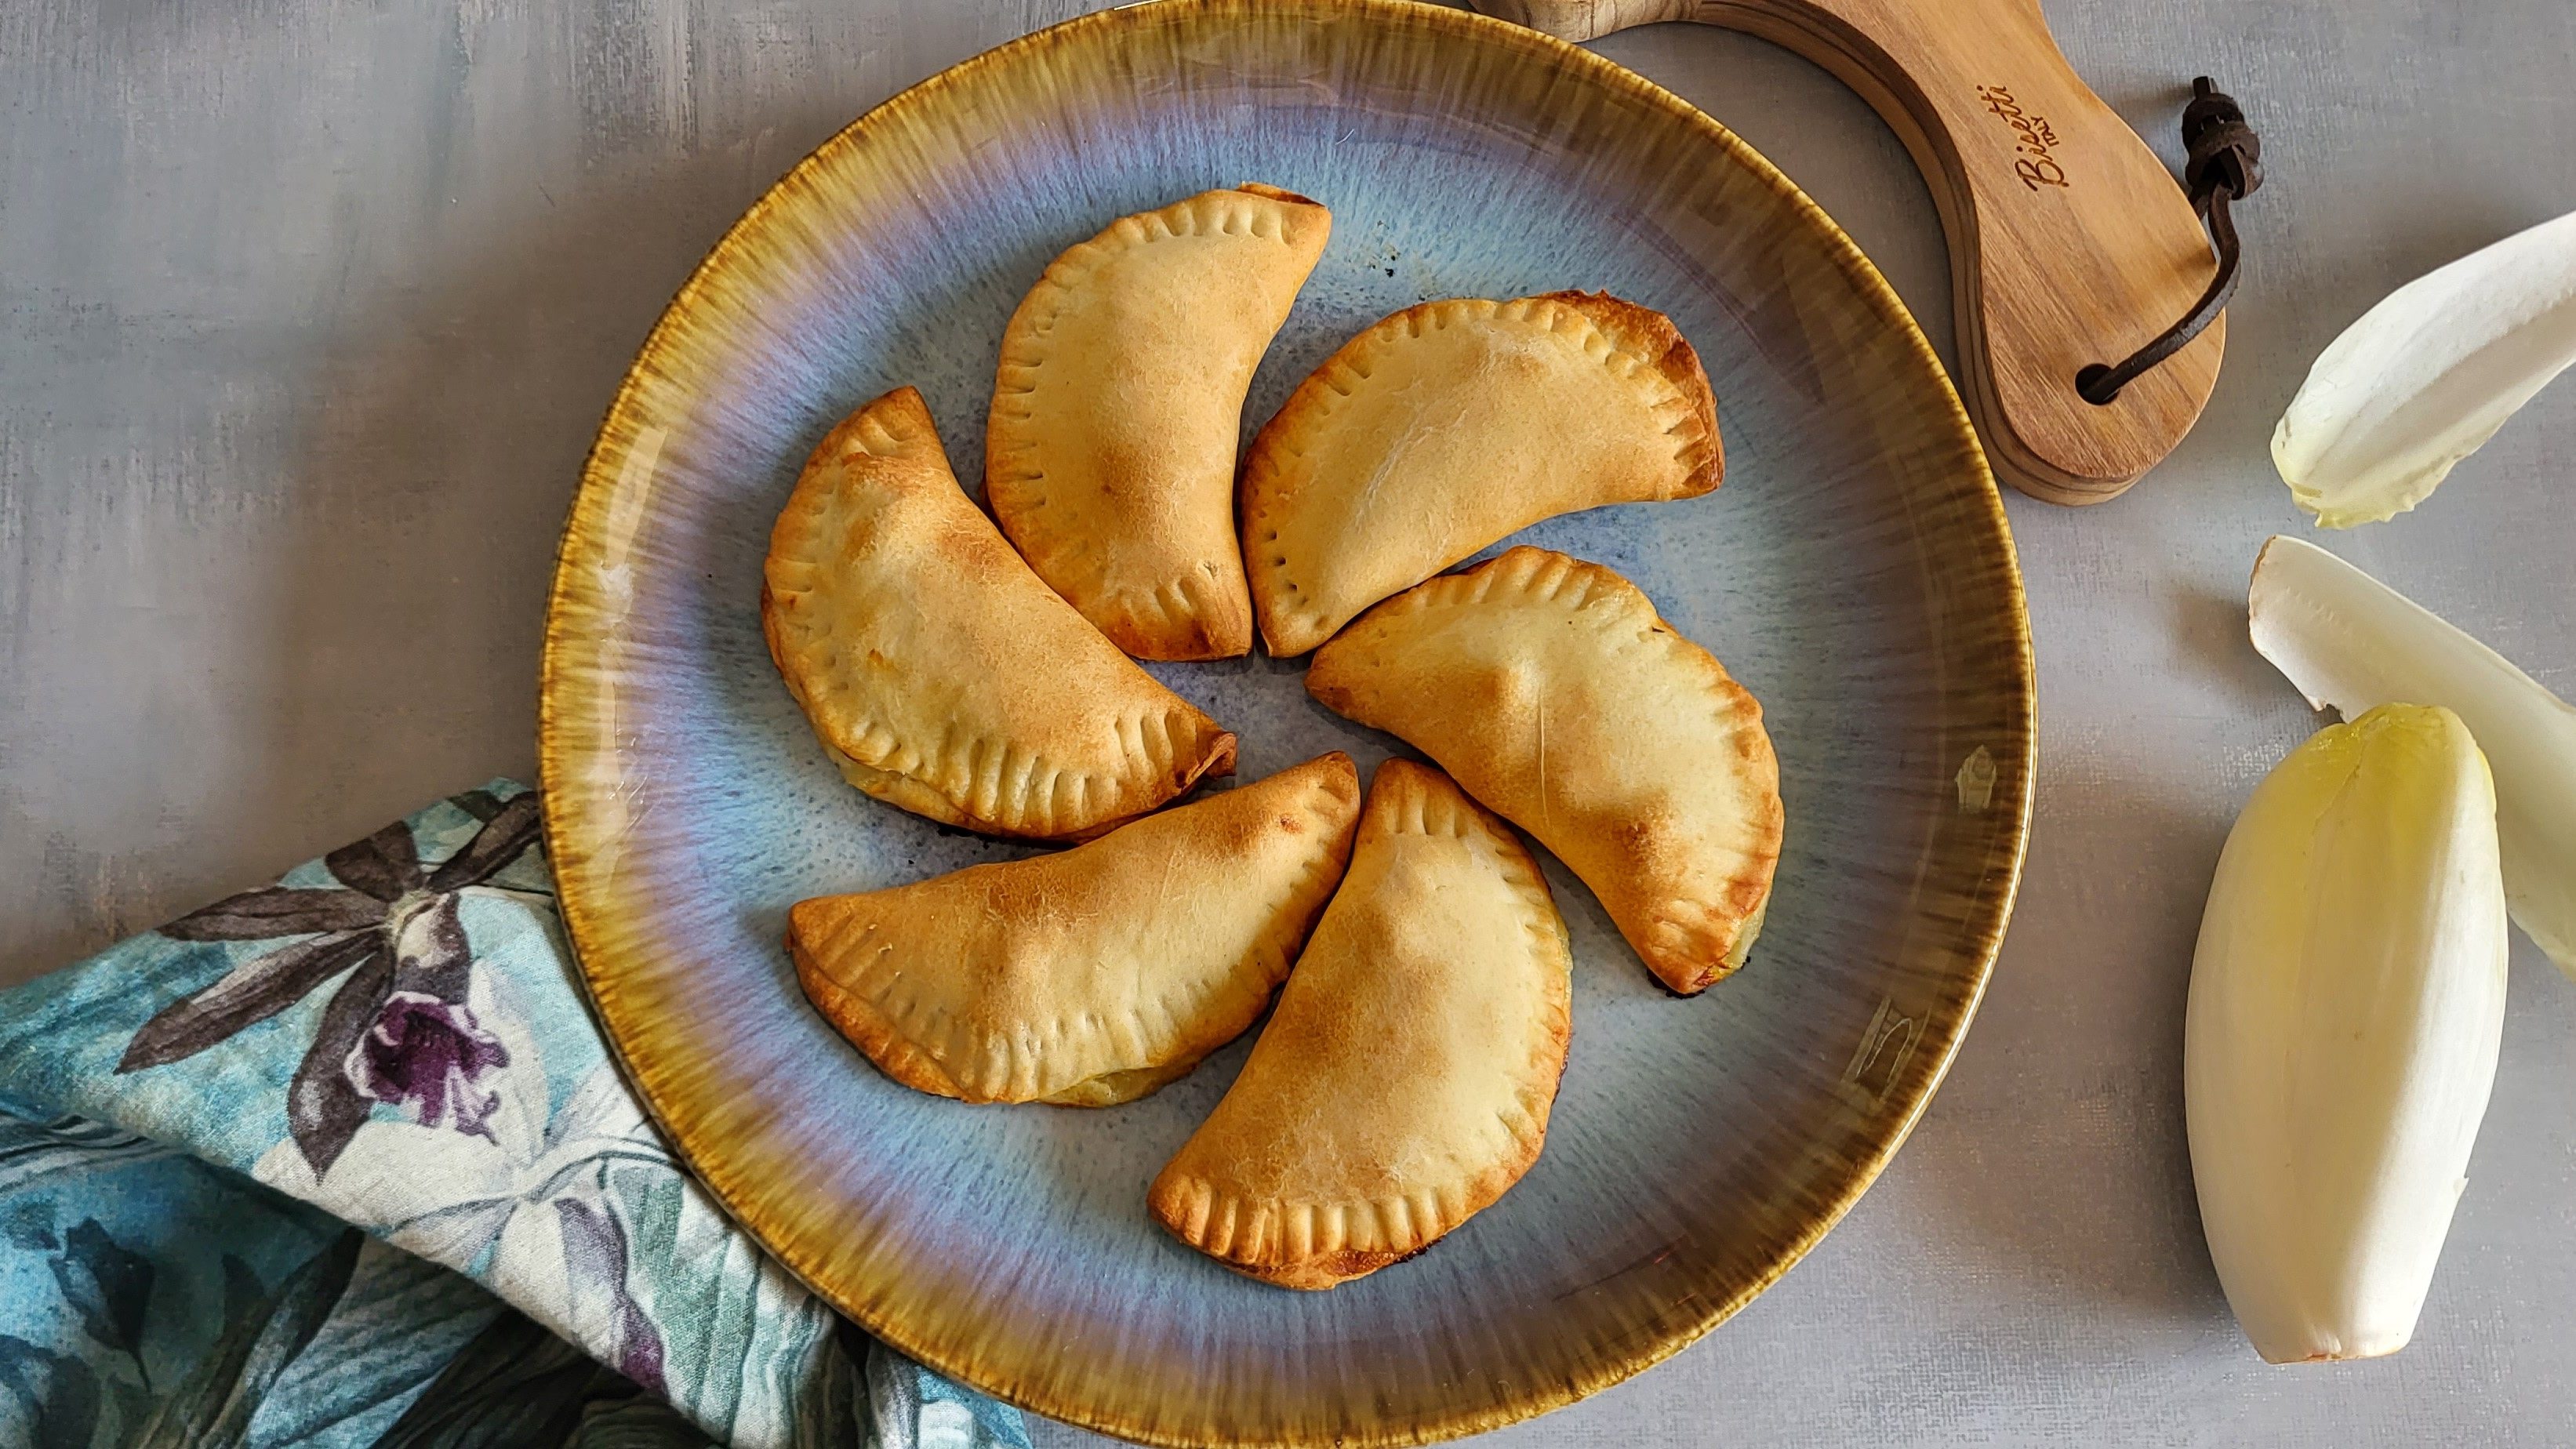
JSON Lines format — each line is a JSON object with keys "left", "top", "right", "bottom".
{"left": 2272, "top": 209, "right": 2576, "bottom": 527}
{"left": 2187, "top": 704, "right": 2506, "bottom": 1364}
{"left": 2251, "top": 536, "right": 2576, "bottom": 975}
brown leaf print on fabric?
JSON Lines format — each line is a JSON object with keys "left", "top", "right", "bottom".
{"left": 285, "top": 950, "right": 400, "bottom": 1176}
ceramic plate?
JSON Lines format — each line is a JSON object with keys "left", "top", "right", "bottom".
{"left": 538, "top": 2, "right": 2033, "bottom": 1443}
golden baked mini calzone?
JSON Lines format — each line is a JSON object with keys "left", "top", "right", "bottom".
{"left": 987, "top": 184, "right": 1332, "bottom": 661}
{"left": 790, "top": 753, "right": 1362, "bottom": 1106}
{"left": 761, "top": 385, "right": 1235, "bottom": 839}
{"left": 1307, "top": 548, "right": 1782, "bottom": 994}
{"left": 1149, "top": 760, "right": 1571, "bottom": 1289}
{"left": 1240, "top": 291, "right": 1720, "bottom": 656}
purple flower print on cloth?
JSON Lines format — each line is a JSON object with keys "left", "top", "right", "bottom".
{"left": 348, "top": 990, "right": 512, "bottom": 1140}
{"left": 113, "top": 789, "right": 541, "bottom": 1175}
{"left": 5, "top": 780, "right": 1034, "bottom": 1449}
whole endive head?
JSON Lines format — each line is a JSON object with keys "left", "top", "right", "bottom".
{"left": 2185, "top": 703, "right": 2507, "bottom": 1364}
{"left": 2250, "top": 536, "right": 2576, "bottom": 979}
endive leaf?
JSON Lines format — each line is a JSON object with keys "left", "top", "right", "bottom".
{"left": 2271, "top": 209, "right": 2576, "bottom": 527}
{"left": 2186, "top": 704, "right": 2507, "bottom": 1363}
{"left": 2250, "top": 536, "right": 2576, "bottom": 974}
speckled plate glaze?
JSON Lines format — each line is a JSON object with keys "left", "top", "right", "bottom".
{"left": 538, "top": 2, "right": 2034, "bottom": 1443}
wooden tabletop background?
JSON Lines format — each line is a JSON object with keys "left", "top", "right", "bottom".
{"left": 7, "top": 2, "right": 2576, "bottom": 1442}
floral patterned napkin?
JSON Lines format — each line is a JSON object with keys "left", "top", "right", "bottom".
{"left": 0, "top": 781, "right": 1030, "bottom": 1449}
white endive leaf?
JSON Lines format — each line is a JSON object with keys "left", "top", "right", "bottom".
{"left": 2272, "top": 209, "right": 2576, "bottom": 527}
{"left": 2250, "top": 536, "right": 2576, "bottom": 974}
{"left": 2187, "top": 703, "right": 2506, "bottom": 1364}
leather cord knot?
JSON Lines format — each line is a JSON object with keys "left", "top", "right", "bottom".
{"left": 2077, "top": 78, "right": 2260, "bottom": 405}
{"left": 2182, "top": 80, "right": 2262, "bottom": 202}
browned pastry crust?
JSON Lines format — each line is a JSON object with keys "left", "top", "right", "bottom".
{"left": 1240, "top": 289, "right": 1720, "bottom": 656}
{"left": 1149, "top": 760, "right": 1571, "bottom": 1288}
{"left": 1307, "top": 547, "right": 1782, "bottom": 993}
{"left": 790, "top": 754, "right": 1363, "bottom": 1106}
{"left": 761, "top": 384, "right": 1234, "bottom": 839}
{"left": 987, "top": 184, "right": 1332, "bottom": 660}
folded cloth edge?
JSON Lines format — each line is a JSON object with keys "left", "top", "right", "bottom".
{"left": 0, "top": 779, "right": 1027, "bottom": 1449}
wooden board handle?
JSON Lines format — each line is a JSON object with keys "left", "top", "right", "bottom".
{"left": 1475, "top": 0, "right": 2225, "bottom": 505}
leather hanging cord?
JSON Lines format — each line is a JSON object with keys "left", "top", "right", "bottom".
{"left": 2076, "top": 78, "right": 2262, "bottom": 405}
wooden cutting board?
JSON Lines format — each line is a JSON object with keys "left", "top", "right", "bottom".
{"left": 1474, "top": 0, "right": 2225, "bottom": 506}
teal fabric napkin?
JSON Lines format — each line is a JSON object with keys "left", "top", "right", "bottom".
{"left": 0, "top": 781, "right": 1029, "bottom": 1449}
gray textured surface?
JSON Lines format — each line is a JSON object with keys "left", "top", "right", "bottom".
{"left": 5, "top": 2, "right": 2574, "bottom": 1444}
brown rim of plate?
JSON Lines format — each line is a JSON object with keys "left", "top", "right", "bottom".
{"left": 536, "top": 1, "right": 2036, "bottom": 1443}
